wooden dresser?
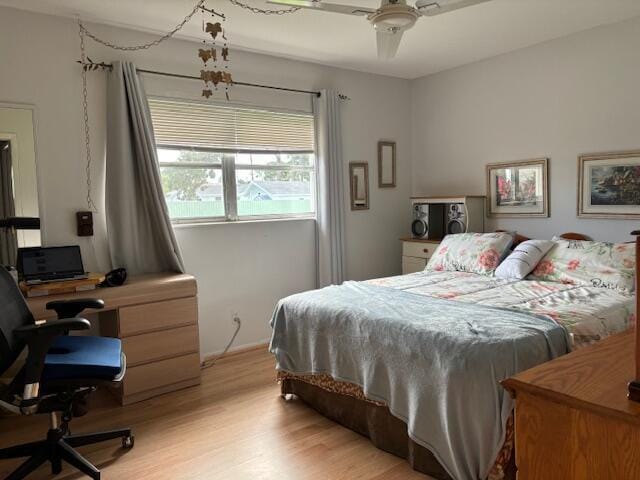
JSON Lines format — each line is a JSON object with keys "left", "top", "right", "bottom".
{"left": 26, "top": 273, "right": 201, "bottom": 406}
{"left": 503, "top": 330, "right": 640, "bottom": 480}
{"left": 400, "top": 237, "right": 440, "bottom": 274}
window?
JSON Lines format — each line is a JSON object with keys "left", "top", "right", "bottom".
{"left": 149, "top": 98, "right": 316, "bottom": 222}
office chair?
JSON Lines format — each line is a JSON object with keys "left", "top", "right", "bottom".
{"left": 0, "top": 267, "right": 133, "bottom": 479}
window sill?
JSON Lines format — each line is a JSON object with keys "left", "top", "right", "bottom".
{"left": 172, "top": 215, "right": 316, "bottom": 229}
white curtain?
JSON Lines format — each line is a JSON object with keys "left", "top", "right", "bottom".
{"left": 313, "top": 90, "right": 346, "bottom": 288}
{"left": 106, "top": 61, "right": 185, "bottom": 274}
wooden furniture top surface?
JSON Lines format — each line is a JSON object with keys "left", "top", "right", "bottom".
{"left": 399, "top": 237, "right": 442, "bottom": 244}
{"left": 26, "top": 273, "right": 197, "bottom": 320}
{"left": 503, "top": 329, "right": 640, "bottom": 426}
{"left": 401, "top": 232, "right": 591, "bottom": 246}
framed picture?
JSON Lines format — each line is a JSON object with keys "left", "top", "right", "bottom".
{"left": 486, "top": 158, "right": 549, "bottom": 217}
{"left": 349, "top": 162, "right": 369, "bottom": 211}
{"left": 578, "top": 150, "right": 640, "bottom": 219}
{"left": 378, "top": 141, "right": 396, "bottom": 188}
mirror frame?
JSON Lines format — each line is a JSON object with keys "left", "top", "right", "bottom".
{"left": 378, "top": 140, "right": 396, "bottom": 188}
{"left": 0, "top": 102, "right": 43, "bottom": 245}
{"left": 349, "top": 162, "right": 369, "bottom": 211}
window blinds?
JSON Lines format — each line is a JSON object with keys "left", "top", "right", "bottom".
{"left": 148, "top": 98, "right": 315, "bottom": 152}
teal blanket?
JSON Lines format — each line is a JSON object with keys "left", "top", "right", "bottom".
{"left": 269, "top": 281, "right": 570, "bottom": 480}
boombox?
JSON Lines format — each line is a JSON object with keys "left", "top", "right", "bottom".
{"left": 411, "top": 204, "right": 445, "bottom": 239}
{"left": 410, "top": 196, "right": 485, "bottom": 239}
{"left": 446, "top": 203, "right": 467, "bottom": 235}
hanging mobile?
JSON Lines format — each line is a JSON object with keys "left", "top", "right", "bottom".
{"left": 195, "top": 2, "right": 229, "bottom": 100}
{"left": 222, "top": 14, "right": 232, "bottom": 100}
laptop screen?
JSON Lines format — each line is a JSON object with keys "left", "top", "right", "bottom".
{"left": 18, "top": 246, "right": 85, "bottom": 280}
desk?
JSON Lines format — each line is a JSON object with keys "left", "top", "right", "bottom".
{"left": 502, "top": 330, "right": 640, "bottom": 480}
{"left": 26, "top": 273, "right": 201, "bottom": 406}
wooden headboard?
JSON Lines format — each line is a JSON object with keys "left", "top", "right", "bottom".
{"left": 558, "top": 232, "right": 592, "bottom": 241}
{"left": 496, "top": 230, "right": 592, "bottom": 248}
{"left": 628, "top": 231, "right": 640, "bottom": 402}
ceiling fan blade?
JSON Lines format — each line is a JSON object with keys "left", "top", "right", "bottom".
{"left": 267, "top": 0, "right": 376, "bottom": 16}
{"left": 376, "top": 30, "right": 404, "bottom": 60}
{"left": 415, "top": 0, "right": 492, "bottom": 16}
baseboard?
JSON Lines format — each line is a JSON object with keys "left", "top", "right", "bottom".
{"left": 202, "top": 339, "right": 270, "bottom": 363}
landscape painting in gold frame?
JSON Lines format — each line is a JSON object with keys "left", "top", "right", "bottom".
{"left": 486, "top": 158, "right": 549, "bottom": 218}
{"left": 578, "top": 150, "right": 640, "bottom": 219}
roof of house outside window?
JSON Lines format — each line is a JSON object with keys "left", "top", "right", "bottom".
{"left": 197, "top": 181, "right": 311, "bottom": 199}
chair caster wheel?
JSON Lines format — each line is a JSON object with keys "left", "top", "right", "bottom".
{"left": 122, "top": 435, "right": 134, "bottom": 449}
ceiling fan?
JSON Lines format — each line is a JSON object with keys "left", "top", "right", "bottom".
{"left": 266, "top": 0, "right": 491, "bottom": 59}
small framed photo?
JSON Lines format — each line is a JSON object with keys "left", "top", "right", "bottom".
{"left": 378, "top": 141, "right": 396, "bottom": 188}
{"left": 578, "top": 150, "right": 640, "bottom": 219}
{"left": 486, "top": 158, "right": 549, "bottom": 218}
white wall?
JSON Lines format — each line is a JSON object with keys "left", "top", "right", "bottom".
{"left": 8, "top": 4, "right": 635, "bottom": 358}
{"left": 411, "top": 15, "right": 640, "bottom": 243}
{"left": 0, "top": 6, "right": 412, "bottom": 357}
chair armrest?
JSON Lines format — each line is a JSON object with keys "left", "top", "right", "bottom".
{"left": 15, "top": 317, "right": 91, "bottom": 338}
{"left": 46, "top": 298, "right": 105, "bottom": 319}
{"left": 15, "top": 318, "right": 91, "bottom": 387}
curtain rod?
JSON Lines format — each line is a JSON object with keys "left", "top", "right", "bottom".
{"left": 78, "top": 60, "right": 321, "bottom": 97}
{"left": 139, "top": 68, "right": 321, "bottom": 97}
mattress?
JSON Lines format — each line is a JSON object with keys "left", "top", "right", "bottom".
{"left": 366, "top": 270, "right": 634, "bottom": 349}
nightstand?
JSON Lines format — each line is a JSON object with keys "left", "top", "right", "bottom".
{"left": 400, "top": 237, "right": 441, "bottom": 274}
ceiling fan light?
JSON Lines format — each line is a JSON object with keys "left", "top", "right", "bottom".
{"left": 378, "top": 14, "right": 415, "bottom": 27}
{"left": 369, "top": 5, "right": 420, "bottom": 32}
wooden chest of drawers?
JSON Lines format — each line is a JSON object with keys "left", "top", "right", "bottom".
{"left": 27, "top": 273, "right": 201, "bottom": 405}
{"left": 502, "top": 330, "right": 640, "bottom": 480}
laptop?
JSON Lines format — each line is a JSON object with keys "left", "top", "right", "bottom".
{"left": 17, "top": 246, "right": 88, "bottom": 285}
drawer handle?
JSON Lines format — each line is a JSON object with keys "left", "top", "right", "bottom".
{"left": 423, "top": 249, "right": 429, "bottom": 253}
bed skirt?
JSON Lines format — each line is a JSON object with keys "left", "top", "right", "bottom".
{"left": 279, "top": 372, "right": 516, "bottom": 480}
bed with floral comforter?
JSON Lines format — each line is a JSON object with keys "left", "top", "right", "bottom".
{"left": 274, "top": 269, "right": 634, "bottom": 480}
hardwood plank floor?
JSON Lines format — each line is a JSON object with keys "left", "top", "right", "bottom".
{"left": 0, "top": 348, "right": 430, "bottom": 479}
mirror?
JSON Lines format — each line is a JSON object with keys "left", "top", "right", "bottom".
{"left": 0, "top": 105, "right": 40, "bottom": 266}
{"left": 378, "top": 141, "right": 396, "bottom": 188}
{"left": 349, "top": 162, "right": 369, "bottom": 211}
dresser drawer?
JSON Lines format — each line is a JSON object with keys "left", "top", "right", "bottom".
{"left": 119, "top": 297, "right": 197, "bottom": 337}
{"left": 122, "top": 324, "right": 199, "bottom": 367}
{"left": 402, "top": 256, "right": 427, "bottom": 275}
{"left": 123, "top": 353, "right": 200, "bottom": 397}
{"left": 402, "top": 241, "right": 439, "bottom": 260}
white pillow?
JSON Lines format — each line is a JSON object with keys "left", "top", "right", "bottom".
{"left": 495, "top": 240, "right": 555, "bottom": 280}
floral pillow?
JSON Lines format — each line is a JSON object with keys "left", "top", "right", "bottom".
{"left": 425, "top": 232, "right": 514, "bottom": 275}
{"left": 527, "top": 239, "right": 635, "bottom": 292}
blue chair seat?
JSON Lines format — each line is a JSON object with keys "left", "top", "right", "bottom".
{"left": 43, "top": 336, "right": 123, "bottom": 382}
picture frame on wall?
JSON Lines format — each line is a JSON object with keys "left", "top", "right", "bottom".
{"left": 349, "top": 162, "right": 369, "bottom": 211}
{"left": 378, "top": 141, "right": 396, "bottom": 188}
{"left": 578, "top": 150, "right": 640, "bottom": 219}
{"left": 486, "top": 158, "right": 549, "bottom": 218}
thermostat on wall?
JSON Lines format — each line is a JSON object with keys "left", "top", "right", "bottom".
{"left": 76, "top": 211, "right": 93, "bottom": 237}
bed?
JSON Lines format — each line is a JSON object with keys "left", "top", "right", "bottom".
{"left": 269, "top": 232, "right": 635, "bottom": 480}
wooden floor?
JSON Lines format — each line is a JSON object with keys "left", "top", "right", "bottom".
{"left": 0, "top": 348, "right": 429, "bottom": 479}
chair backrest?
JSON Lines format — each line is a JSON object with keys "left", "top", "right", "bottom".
{"left": 0, "top": 267, "right": 34, "bottom": 375}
